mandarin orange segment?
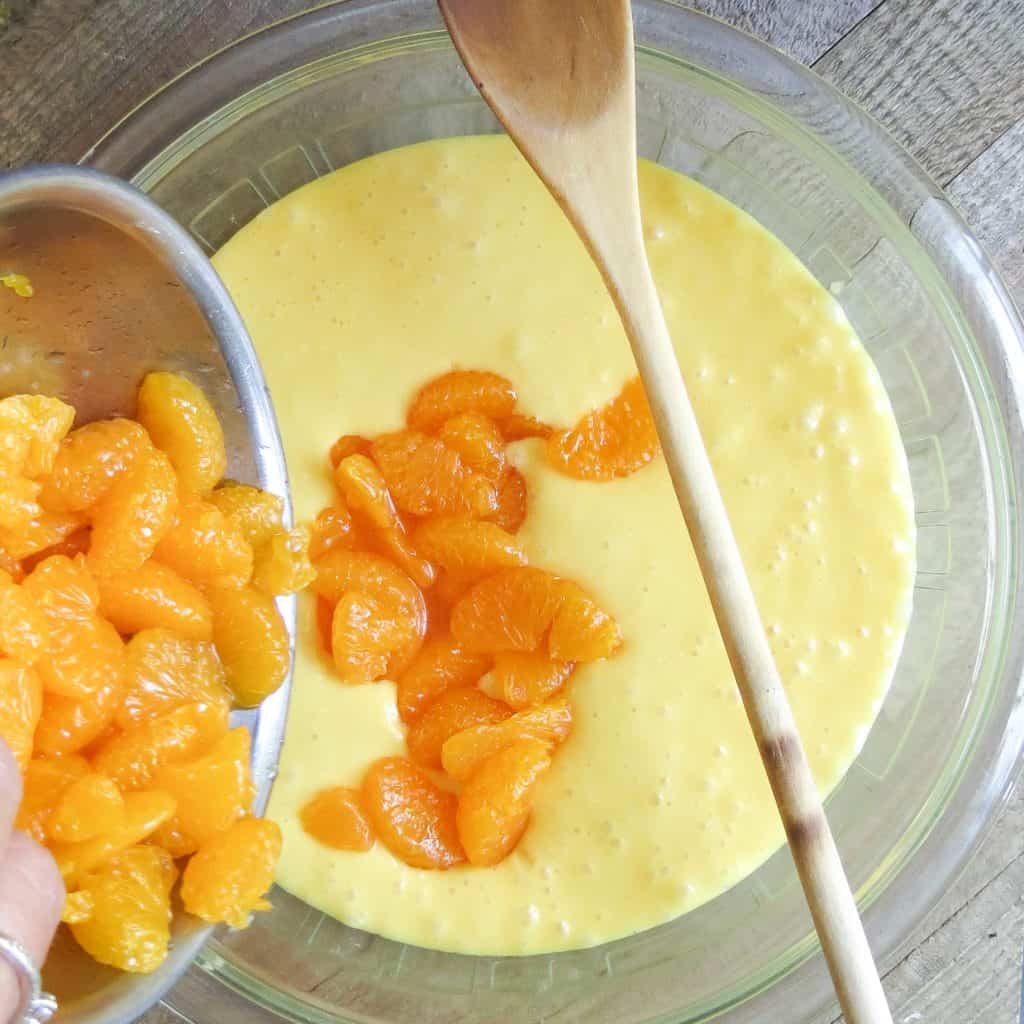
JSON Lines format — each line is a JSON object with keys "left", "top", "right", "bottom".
{"left": 70, "top": 845, "right": 177, "bottom": 973}
{"left": 136, "top": 372, "right": 227, "bottom": 494}
{"left": 0, "top": 509, "right": 86, "bottom": 561}
{"left": 0, "top": 571, "right": 47, "bottom": 663}
{"left": 208, "top": 483, "right": 285, "bottom": 549}
{"left": 487, "top": 467, "right": 528, "bottom": 534}
{"left": 38, "top": 419, "right": 150, "bottom": 513}
{"left": 16, "top": 755, "right": 90, "bottom": 842}
{"left": 252, "top": 525, "right": 317, "bottom": 595}
{"left": 119, "top": 629, "right": 230, "bottom": 727}
{"left": 405, "top": 686, "right": 511, "bottom": 770}
{"left": 152, "top": 727, "right": 254, "bottom": 856}
{"left": 20, "top": 526, "right": 91, "bottom": 572}
{"left": 97, "top": 561, "right": 213, "bottom": 641}
{"left": 181, "top": 816, "right": 281, "bottom": 928}
{"left": 438, "top": 413, "right": 506, "bottom": 481}
{"left": 333, "top": 454, "right": 435, "bottom": 588}
{"left": 0, "top": 395, "right": 76, "bottom": 480}
{"left": 549, "top": 582, "right": 623, "bottom": 661}
{"left": 300, "top": 786, "right": 374, "bottom": 852}
{"left": 449, "top": 567, "right": 565, "bottom": 654}
{"left": 61, "top": 889, "right": 94, "bottom": 925}
{"left": 441, "top": 697, "right": 573, "bottom": 782}
{"left": 52, "top": 789, "right": 177, "bottom": 882}
{"left": 314, "top": 550, "right": 426, "bottom": 683}
{"left": 370, "top": 431, "right": 498, "bottom": 519}
{"left": 361, "top": 757, "right": 465, "bottom": 870}
{"left": 309, "top": 505, "right": 355, "bottom": 561}
{"left": 497, "top": 413, "right": 552, "bottom": 442}
{"left": 547, "top": 376, "right": 659, "bottom": 480}
{"left": 328, "top": 434, "right": 373, "bottom": 469}
{"left": 154, "top": 490, "right": 253, "bottom": 589}
{"left": 93, "top": 701, "right": 229, "bottom": 791}
{"left": 208, "top": 586, "right": 290, "bottom": 707}
{"left": 46, "top": 773, "right": 125, "bottom": 843}
{"left": 395, "top": 636, "right": 491, "bottom": 724}
{"left": 34, "top": 676, "right": 123, "bottom": 756}
{"left": 88, "top": 446, "right": 179, "bottom": 577}
{"left": 456, "top": 738, "right": 551, "bottom": 866}
{"left": 0, "top": 474, "right": 41, "bottom": 534}
{"left": 0, "top": 543, "right": 22, "bottom": 580}
{"left": 479, "top": 652, "right": 575, "bottom": 709}
{"left": 406, "top": 370, "right": 517, "bottom": 434}
{"left": 21, "top": 554, "right": 100, "bottom": 623}
{"left": 0, "top": 659, "right": 42, "bottom": 770}
{"left": 412, "top": 518, "right": 526, "bottom": 580}
{"left": 427, "top": 569, "right": 477, "bottom": 628}
{"left": 36, "top": 614, "right": 126, "bottom": 700}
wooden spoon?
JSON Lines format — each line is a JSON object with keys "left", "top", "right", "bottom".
{"left": 437, "top": 2, "right": 893, "bottom": 1021}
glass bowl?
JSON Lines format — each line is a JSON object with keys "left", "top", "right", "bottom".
{"left": 84, "top": 2, "right": 1024, "bottom": 1021}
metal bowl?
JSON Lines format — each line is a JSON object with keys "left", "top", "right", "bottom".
{"left": 0, "top": 165, "right": 294, "bottom": 1024}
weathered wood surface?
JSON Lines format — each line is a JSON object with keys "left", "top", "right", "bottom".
{"left": 2, "top": 1, "right": 1022, "bottom": 1022}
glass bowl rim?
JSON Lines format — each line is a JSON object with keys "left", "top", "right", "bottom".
{"left": 84, "top": 3, "right": 1024, "bottom": 1021}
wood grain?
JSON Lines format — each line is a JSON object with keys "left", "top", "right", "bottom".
{"left": 947, "top": 118, "right": 1024, "bottom": 300}
{"left": 813, "top": 0, "right": 1024, "bottom": 185}
{"left": 690, "top": 0, "right": 881, "bottom": 65}
{"left": 0, "top": 0, "right": 311, "bottom": 168}
{"left": 0, "top": 0, "right": 884, "bottom": 169}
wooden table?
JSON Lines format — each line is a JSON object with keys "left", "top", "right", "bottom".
{"left": 3, "top": 1, "right": 1023, "bottom": 1021}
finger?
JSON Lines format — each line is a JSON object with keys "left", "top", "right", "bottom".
{"left": 0, "top": 832, "right": 64, "bottom": 1024}
{"left": 0, "top": 742, "right": 23, "bottom": 846}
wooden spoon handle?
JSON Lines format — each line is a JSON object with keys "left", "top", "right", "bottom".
{"left": 604, "top": 242, "right": 893, "bottom": 1023}
{"left": 437, "top": 0, "right": 893, "bottom": 1016}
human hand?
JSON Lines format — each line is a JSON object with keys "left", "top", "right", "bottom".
{"left": 0, "top": 742, "right": 63, "bottom": 1024}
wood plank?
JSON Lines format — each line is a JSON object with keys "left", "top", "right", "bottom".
{"left": 813, "top": 0, "right": 1024, "bottom": 185}
{"left": 947, "top": 118, "right": 1024, "bottom": 301}
{"left": 811, "top": 787, "right": 1024, "bottom": 1023}
{"left": 686, "top": 0, "right": 881, "bottom": 65}
{"left": 0, "top": 0, "right": 883, "bottom": 168}
{"left": 0, "top": 0, "right": 311, "bottom": 168}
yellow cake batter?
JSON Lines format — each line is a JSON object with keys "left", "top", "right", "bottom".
{"left": 213, "top": 135, "right": 915, "bottom": 956}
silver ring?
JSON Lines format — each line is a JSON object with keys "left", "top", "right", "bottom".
{"left": 0, "top": 935, "right": 56, "bottom": 1024}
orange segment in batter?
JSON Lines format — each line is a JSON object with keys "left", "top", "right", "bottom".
{"left": 412, "top": 518, "right": 526, "bottom": 580}
{"left": 314, "top": 550, "right": 426, "bottom": 682}
{"left": 333, "top": 454, "right": 435, "bottom": 588}
{"left": 361, "top": 757, "right": 465, "bottom": 870}
{"left": 442, "top": 697, "right": 573, "bottom": 783}
{"left": 300, "top": 786, "right": 375, "bottom": 852}
{"left": 449, "top": 567, "right": 566, "bottom": 654}
{"left": 371, "top": 430, "right": 498, "bottom": 519}
{"left": 395, "top": 636, "right": 492, "bottom": 725}
{"left": 456, "top": 738, "right": 552, "bottom": 867}
{"left": 487, "top": 467, "right": 528, "bottom": 534}
{"left": 439, "top": 412, "right": 506, "bottom": 481}
{"left": 547, "top": 376, "right": 659, "bottom": 480}
{"left": 479, "top": 652, "right": 575, "bottom": 710}
{"left": 405, "top": 686, "right": 511, "bottom": 770}
{"left": 406, "top": 370, "right": 517, "bottom": 434}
